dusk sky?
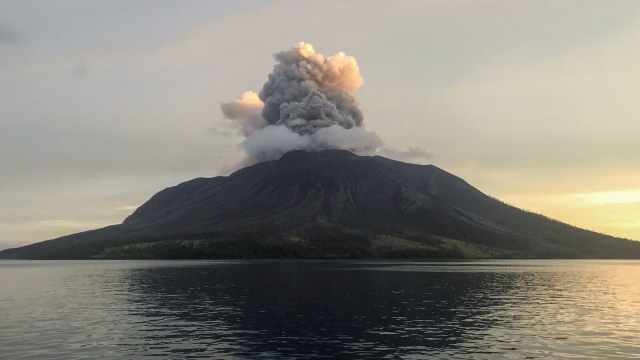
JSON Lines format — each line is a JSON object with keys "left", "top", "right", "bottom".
{"left": 1, "top": 0, "right": 639, "bottom": 249}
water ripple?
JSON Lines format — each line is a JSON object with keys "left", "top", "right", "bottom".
{"left": 0, "top": 260, "right": 639, "bottom": 359}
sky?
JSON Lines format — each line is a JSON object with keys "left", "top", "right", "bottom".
{"left": 1, "top": 0, "right": 639, "bottom": 249}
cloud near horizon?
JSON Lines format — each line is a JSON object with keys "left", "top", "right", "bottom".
{"left": 0, "top": 25, "right": 24, "bottom": 44}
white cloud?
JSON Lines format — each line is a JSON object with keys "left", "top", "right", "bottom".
{"left": 571, "top": 190, "right": 640, "bottom": 205}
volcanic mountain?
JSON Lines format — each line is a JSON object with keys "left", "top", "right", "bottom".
{"left": 2, "top": 150, "right": 639, "bottom": 259}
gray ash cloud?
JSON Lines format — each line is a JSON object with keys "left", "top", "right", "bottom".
{"left": 220, "top": 43, "right": 428, "bottom": 167}
{"left": 220, "top": 43, "right": 381, "bottom": 164}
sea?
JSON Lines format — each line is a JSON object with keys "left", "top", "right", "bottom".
{"left": 1, "top": 260, "right": 639, "bottom": 359}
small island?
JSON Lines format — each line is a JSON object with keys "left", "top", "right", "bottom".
{"left": 3, "top": 151, "right": 638, "bottom": 260}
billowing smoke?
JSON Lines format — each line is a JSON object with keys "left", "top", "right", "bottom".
{"left": 259, "top": 43, "right": 364, "bottom": 129}
{"left": 221, "top": 43, "right": 382, "bottom": 164}
{"left": 220, "top": 91, "right": 267, "bottom": 137}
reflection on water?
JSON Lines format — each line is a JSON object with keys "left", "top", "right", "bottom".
{"left": 1, "top": 260, "right": 639, "bottom": 359}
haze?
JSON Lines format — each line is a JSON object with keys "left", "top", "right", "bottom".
{"left": 1, "top": 0, "right": 639, "bottom": 250}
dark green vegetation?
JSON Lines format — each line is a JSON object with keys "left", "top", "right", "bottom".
{"left": 2, "top": 150, "right": 639, "bottom": 260}
{"left": 21, "top": 231, "right": 472, "bottom": 260}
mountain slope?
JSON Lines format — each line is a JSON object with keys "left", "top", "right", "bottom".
{"left": 2, "top": 150, "right": 639, "bottom": 259}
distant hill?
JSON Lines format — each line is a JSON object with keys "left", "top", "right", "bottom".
{"left": 2, "top": 150, "right": 639, "bottom": 259}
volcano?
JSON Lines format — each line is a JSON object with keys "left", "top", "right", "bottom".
{"left": 2, "top": 150, "right": 639, "bottom": 259}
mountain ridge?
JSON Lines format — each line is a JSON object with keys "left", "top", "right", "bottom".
{"left": 2, "top": 150, "right": 639, "bottom": 259}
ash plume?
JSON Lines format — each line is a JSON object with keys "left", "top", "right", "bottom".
{"left": 220, "top": 91, "right": 267, "bottom": 137}
{"left": 221, "top": 43, "right": 382, "bottom": 164}
{"left": 378, "top": 147, "right": 433, "bottom": 162}
{"left": 259, "top": 43, "right": 364, "bottom": 129}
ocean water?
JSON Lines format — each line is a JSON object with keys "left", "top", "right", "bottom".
{"left": 0, "top": 260, "right": 639, "bottom": 359}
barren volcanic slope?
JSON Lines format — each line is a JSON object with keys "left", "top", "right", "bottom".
{"left": 2, "top": 150, "right": 640, "bottom": 259}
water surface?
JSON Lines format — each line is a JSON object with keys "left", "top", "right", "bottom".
{"left": 1, "top": 260, "right": 639, "bottom": 359}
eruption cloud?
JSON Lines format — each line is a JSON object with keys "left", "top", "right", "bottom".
{"left": 221, "top": 43, "right": 383, "bottom": 164}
